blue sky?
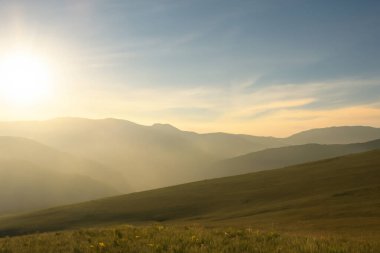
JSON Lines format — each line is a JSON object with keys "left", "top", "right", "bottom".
{"left": 0, "top": 0, "right": 379, "bottom": 136}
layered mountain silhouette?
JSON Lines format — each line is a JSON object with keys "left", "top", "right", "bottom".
{"left": 0, "top": 118, "right": 379, "bottom": 192}
{"left": 0, "top": 136, "right": 119, "bottom": 214}
{"left": 0, "top": 118, "right": 285, "bottom": 191}
{"left": 207, "top": 139, "right": 380, "bottom": 178}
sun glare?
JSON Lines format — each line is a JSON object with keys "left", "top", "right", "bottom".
{"left": 0, "top": 51, "right": 54, "bottom": 106}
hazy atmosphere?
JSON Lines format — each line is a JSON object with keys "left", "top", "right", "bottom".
{"left": 1, "top": 0, "right": 379, "bottom": 136}
{"left": 1, "top": 1, "right": 380, "bottom": 253}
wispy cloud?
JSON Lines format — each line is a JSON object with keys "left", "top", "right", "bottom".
{"left": 46, "top": 77, "right": 377, "bottom": 135}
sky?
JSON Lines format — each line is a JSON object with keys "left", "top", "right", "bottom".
{"left": 0, "top": 0, "right": 379, "bottom": 137}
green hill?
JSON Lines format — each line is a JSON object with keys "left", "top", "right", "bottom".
{"left": 208, "top": 139, "right": 380, "bottom": 177}
{"left": 0, "top": 136, "right": 120, "bottom": 214}
{"left": 1, "top": 149, "right": 379, "bottom": 237}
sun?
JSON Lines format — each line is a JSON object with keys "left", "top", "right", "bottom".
{"left": 0, "top": 51, "right": 54, "bottom": 106}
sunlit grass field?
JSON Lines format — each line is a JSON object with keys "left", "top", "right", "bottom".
{"left": 0, "top": 224, "right": 379, "bottom": 253}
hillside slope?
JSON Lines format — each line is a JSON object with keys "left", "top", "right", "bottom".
{"left": 208, "top": 139, "right": 380, "bottom": 177}
{"left": 0, "top": 137, "right": 120, "bottom": 214}
{"left": 1, "top": 150, "right": 379, "bottom": 236}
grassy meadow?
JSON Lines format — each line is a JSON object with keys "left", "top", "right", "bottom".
{"left": 0, "top": 224, "right": 379, "bottom": 253}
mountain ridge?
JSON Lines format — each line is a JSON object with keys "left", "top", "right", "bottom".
{"left": 0, "top": 118, "right": 379, "bottom": 191}
{"left": 207, "top": 138, "right": 380, "bottom": 178}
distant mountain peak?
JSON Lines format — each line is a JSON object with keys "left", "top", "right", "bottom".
{"left": 289, "top": 125, "right": 376, "bottom": 136}
{"left": 151, "top": 123, "right": 180, "bottom": 132}
{"left": 287, "top": 125, "right": 380, "bottom": 145}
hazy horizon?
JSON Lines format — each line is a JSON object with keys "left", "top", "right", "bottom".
{"left": 0, "top": 116, "right": 379, "bottom": 138}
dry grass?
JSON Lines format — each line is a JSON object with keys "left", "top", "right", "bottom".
{"left": 0, "top": 224, "right": 379, "bottom": 253}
